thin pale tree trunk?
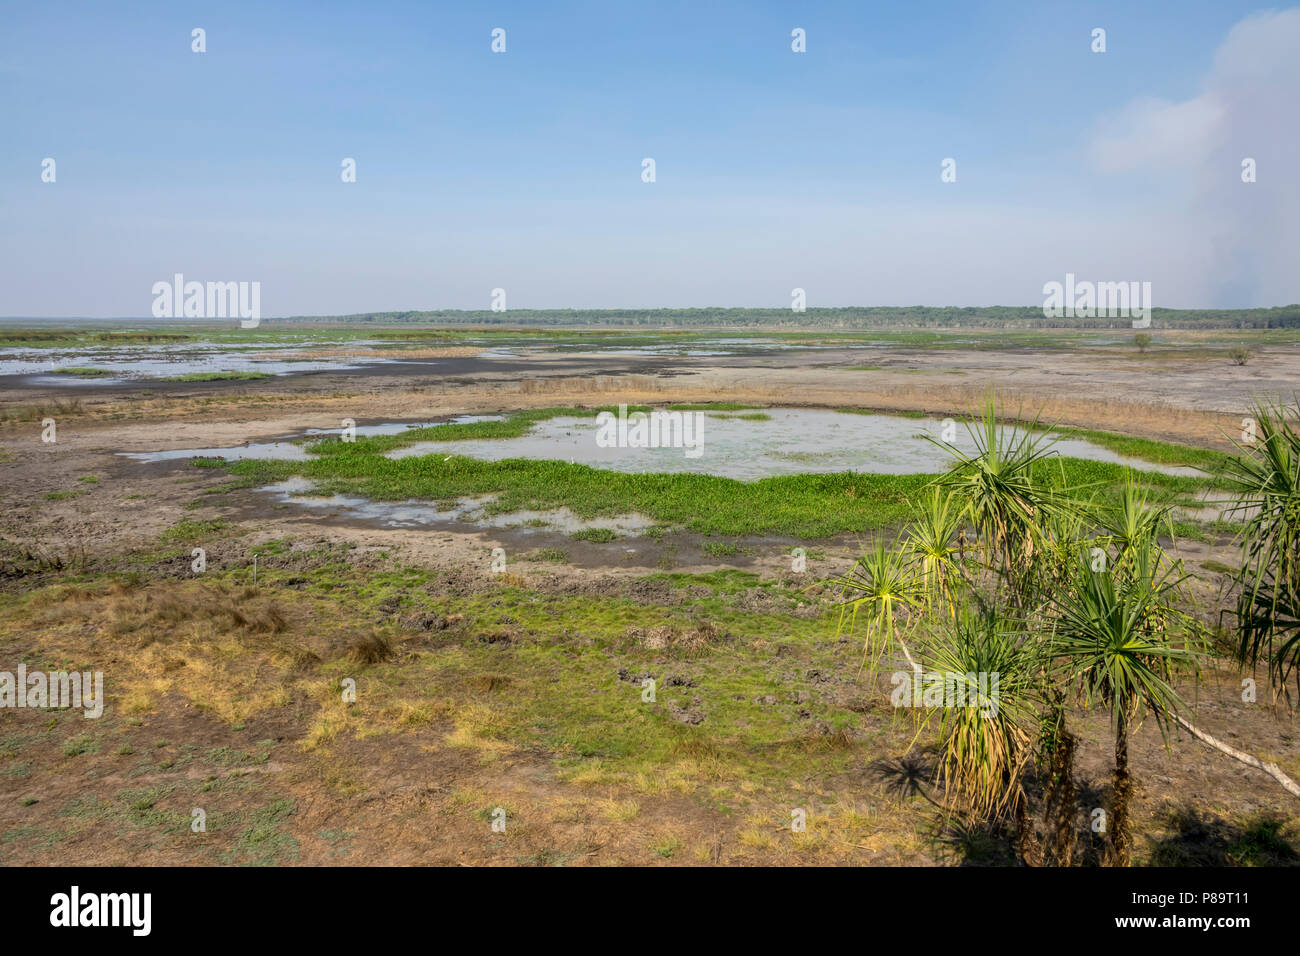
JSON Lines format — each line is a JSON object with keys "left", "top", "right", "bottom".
{"left": 1172, "top": 713, "right": 1300, "bottom": 799}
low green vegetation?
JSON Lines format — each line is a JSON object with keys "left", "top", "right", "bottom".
{"left": 0, "top": 328, "right": 194, "bottom": 348}
{"left": 206, "top": 405, "right": 1231, "bottom": 540}
{"left": 837, "top": 407, "right": 928, "bottom": 419}
{"left": 42, "top": 490, "right": 86, "bottom": 501}
{"left": 50, "top": 367, "right": 112, "bottom": 377}
{"left": 159, "top": 371, "right": 272, "bottom": 382}
{"left": 1038, "top": 426, "right": 1231, "bottom": 470}
{"left": 524, "top": 547, "right": 569, "bottom": 563}
{"left": 3, "top": 397, "right": 1293, "bottom": 868}
{"left": 665, "top": 402, "right": 763, "bottom": 412}
{"left": 224, "top": 451, "right": 1216, "bottom": 540}
{"left": 160, "top": 518, "right": 232, "bottom": 543}
{"left": 302, "top": 406, "right": 653, "bottom": 455}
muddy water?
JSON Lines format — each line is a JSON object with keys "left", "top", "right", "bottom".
{"left": 389, "top": 408, "right": 1199, "bottom": 479}
{"left": 0, "top": 340, "right": 399, "bottom": 380}
{"left": 259, "top": 478, "right": 655, "bottom": 536}
{"left": 121, "top": 416, "right": 504, "bottom": 463}
{"left": 123, "top": 407, "right": 1198, "bottom": 476}
{"left": 122, "top": 408, "right": 1198, "bottom": 536}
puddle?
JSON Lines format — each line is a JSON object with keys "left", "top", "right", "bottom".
{"left": 122, "top": 441, "right": 313, "bottom": 463}
{"left": 124, "top": 407, "right": 1202, "bottom": 534}
{"left": 123, "top": 408, "right": 1198, "bottom": 477}
{"left": 388, "top": 408, "right": 1200, "bottom": 480}
{"left": 120, "top": 415, "right": 504, "bottom": 463}
{"left": 0, "top": 339, "right": 421, "bottom": 380}
{"left": 259, "top": 478, "right": 653, "bottom": 535}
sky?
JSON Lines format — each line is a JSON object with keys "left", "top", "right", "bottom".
{"left": 1, "top": 0, "right": 1296, "bottom": 316}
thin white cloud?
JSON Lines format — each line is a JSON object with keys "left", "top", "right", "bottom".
{"left": 1088, "top": 8, "right": 1300, "bottom": 306}
{"left": 1089, "top": 95, "right": 1223, "bottom": 173}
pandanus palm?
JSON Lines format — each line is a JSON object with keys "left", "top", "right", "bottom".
{"left": 1048, "top": 537, "right": 1197, "bottom": 865}
{"left": 921, "top": 606, "right": 1044, "bottom": 864}
{"left": 905, "top": 487, "right": 964, "bottom": 617}
{"left": 833, "top": 536, "right": 924, "bottom": 671}
{"left": 1096, "top": 471, "right": 1178, "bottom": 574}
{"left": 928, "top": 395, "right": 1065, "bottom": 608}
{"left": 1217, "top": 399, "right": 1300, "bottom": 694}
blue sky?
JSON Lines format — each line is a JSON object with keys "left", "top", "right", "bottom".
{"left": 2, "top": 0, "right": 1296, "bottom": 315}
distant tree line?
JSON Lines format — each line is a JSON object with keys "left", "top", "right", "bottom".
{"left": 274, "top": 305, "right": 1300, "bottom": 331}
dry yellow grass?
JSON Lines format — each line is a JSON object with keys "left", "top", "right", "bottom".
{"left": 598, "top": 798, "right": 641, "bottom": 822}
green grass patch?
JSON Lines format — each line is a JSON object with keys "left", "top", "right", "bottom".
{"left": 835, "top": 407, "right": 927, "bottom": 419}
{"left": 158, "top": 371, "right": 272, "bottom": 382}
{"left": 571, "top": 528, "right": 618, "bottom": 543}
{"left": 649, "top": 569, "right": 764, "bottom": 594}
{"left": 303, "top": 406, "right": 652, "bottom": 456}
{"left": 160, "top": 518, "right": 232, "bottom": 543}
{"left": 664, "top": 402, "right": 763, "bottom": 412}
{"left": 50, "top": 367, "right": 113, "bottom": 377}
{"left": 524, "top": 547, "right": 569, "bottom": 563}
{"left": 1040, "top": 425, "right": 1231, "bottom": 470}
{"left": 221, "top": 442, "right": 1219, "bottom": 539}
{"left": 62, "top": 734, "right": 99, "bottom": 757}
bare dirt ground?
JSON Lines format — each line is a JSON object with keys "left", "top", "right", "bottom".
{"left": 1, "top": 342, "right": 1297, "bottom": 866}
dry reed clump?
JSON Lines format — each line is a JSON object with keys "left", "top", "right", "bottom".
{"left": 0, "top": 398, "right": 84, "bottom": 424}
{"left": 835, "top": 385, "right": 1239, "bottom": 449}
{"left": 108, "top": 582, "right": 288, "bottom": 644}
{"left": 345, "top": 629, "right": 394, "bottom": 665}
{"left": 26, "top": 579, "right": 124, "bottom": 610}
{"left": 626, "top": 620, "right": 725, "bottom": 651}
{"left": 469, "top": 673, "right": 513, "bottom": 693}
{"left": 0, "top": 535, "right": 91, "bottom": 577}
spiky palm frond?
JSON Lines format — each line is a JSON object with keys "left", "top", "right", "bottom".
{"left": 904, "top": 486, "right": 965, "bottom": 617}
{"left": 1215, "top": 399, "right": 1300, "bottom": 688}
{"left": 832, "top": 536, "right": 924, "bottom": 671}
{"left": 926, "top": 394, "right": 1067, "bottom": 602}
{"left": 921, "top": 607, "right": 1042, "bottom": 822}
{"left": 1235, "top": 571, "right": 1300, "bottom": 693}
{"left": 1048, "top": 539, "right": 1197, "bottom": 733}
{"left": 1047, "top": 536, "right": 1200, "bottom": 866}
{"left": 1097, "top": 471, "right": 1177, "bottom": 560}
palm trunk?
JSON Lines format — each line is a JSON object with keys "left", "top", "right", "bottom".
{"left": 1013, "top": 789, "right": 1041, "bottom": 866}
{"left": 1042, "top": 713, "right": 1077, "bottom": 866}
{"left": 1110, "top": 714, "right": 1132, "bottom": 867}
